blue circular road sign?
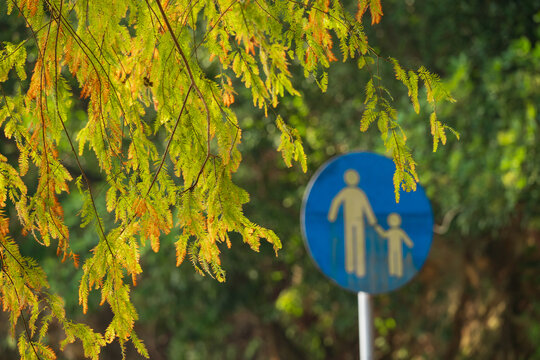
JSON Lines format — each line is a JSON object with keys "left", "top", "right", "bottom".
{"left": 301, "top": 152, "right": 433, "bottom": 294}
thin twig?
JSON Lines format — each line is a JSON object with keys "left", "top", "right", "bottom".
{"left": 145, "top": 84, "right": 193, "bottom": 198}
{"left": 154, "top": 0, "right": 213, "bottom": 191}
{"left": 48, "top": 0, "right": 116, "bottom": 259}
{"left": 0, "top": 249, "right": 42, "bottom": 360}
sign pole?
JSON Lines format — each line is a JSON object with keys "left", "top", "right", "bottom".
{"left": 358, "top": 291, "right": 374, "bottom": 360}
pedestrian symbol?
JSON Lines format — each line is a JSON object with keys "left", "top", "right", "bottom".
{"left": 375, "top": 213, "right": 413, "bottom": 278}
{"left": 328, "top": 169, "right": 377, "bottom": 277}
{"left": 301, "top": 152, "right": 433, "bottom": 294}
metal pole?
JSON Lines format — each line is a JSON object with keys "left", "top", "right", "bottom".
{"left": 358, "top": 291, "right": 374, "bottom": 360}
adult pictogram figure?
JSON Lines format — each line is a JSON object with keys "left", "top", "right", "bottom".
{"left": 375, "top": 213, "right": 414, "bottom": 277}
{"left": 328, "top": 169, "right": 377, "bottom": 277}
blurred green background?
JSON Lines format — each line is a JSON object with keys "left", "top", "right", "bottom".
{"left": 1, "top": 0, "right": 540, "bottom": 359}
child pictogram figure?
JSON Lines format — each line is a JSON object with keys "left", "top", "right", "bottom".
{"left": 375, "top": 213, "right": 413, "bottom": 277}
{"left": 328, "top": 169, "right": 377, "bottom": 277}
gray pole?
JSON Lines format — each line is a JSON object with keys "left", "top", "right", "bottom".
{"left": 358, "top": 291, "right": 374, "bottom": 360}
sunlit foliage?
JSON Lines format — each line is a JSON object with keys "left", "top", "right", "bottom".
{"left": 0, "top": 0, "right": 454, "bottom": 357}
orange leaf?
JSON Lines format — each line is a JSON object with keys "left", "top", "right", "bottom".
{"left": 369, "top": 0, "right": 383, "bottom": 24}
{"left": 151, "top": 235, "right": 160, "bottom": 252}
{"left": 357, "top": 0, "right": 383, "bottom": 25}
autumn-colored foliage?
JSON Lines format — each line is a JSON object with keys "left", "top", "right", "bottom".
{"left": 0, "top": 0, "right": 454, "bottom": 358}
{"left": 357, "top": 0, "right": 383, "bottom": 25}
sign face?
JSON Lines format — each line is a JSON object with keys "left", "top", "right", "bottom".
{"left": 301, "top": 152, "right": 433, "bottom": 294}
